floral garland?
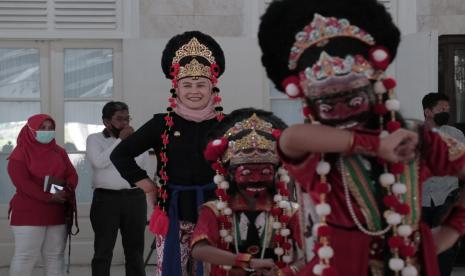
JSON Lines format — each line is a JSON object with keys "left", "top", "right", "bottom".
{"left": 150, "top": 63, "right": 224, "bottom": 236}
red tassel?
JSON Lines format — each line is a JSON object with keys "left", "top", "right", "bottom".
{"left": 149, "top": 206, "right": 169, "bottom": 236}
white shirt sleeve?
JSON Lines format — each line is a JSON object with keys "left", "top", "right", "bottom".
{"left": 86, "top": 134, "right": 122, "bottom": 169}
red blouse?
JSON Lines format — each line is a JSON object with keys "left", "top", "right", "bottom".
{"left": 8, "top": 148, "right": 78, "bottom": 226}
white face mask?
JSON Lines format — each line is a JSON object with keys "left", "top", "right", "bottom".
{"left": 35, "top": 130, "right": 56, "bottom": 144}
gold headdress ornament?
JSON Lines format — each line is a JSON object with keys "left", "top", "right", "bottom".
{"left": 288, "top": 13, "right": 375, "bottom": 70}
{"left": 171, "top": 37, "right": 217, "bottom": 80}
{"left": 222, "top": 114, "right": 278, "bottom": 165}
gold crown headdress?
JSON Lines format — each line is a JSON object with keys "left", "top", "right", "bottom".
{"left": 171, "top": 37, "right": 217, "bottom": 80}
{"left": 288, "top": 14, "right": 375, "bottom": 70}
{"left": 222, "top": 114, "right": 278, "bottom": 165}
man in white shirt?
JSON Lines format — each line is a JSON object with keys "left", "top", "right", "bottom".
{"left": 86, "top": 101, "right": 152, "bottom": 276}
{"left": 421, "top": 92, "right": 465, "bottom": 276}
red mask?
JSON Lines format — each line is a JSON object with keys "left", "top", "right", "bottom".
{"left": 311, "top": 85, "right": 373, "bottom": 129}
{"left": 234, "top": 163, "right": 275, "bottom": 199}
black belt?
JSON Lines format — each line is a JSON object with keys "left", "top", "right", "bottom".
{"left": 94, "top": 188, "right": 143, "bottom": 195}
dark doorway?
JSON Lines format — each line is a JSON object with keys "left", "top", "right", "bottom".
{"left": 439, "top": 35, "right": 465, "bottom": 125}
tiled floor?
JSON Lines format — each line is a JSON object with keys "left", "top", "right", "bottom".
{"left": 0, "top": 265, "right": 157, "bottom": 276}
{"left": 0, "top": 265, "right": 465, "bottom": 275}
{"left": 453, "top": 267, "right": 465, "bottom": 276}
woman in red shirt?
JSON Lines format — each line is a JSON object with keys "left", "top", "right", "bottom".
{"left": 8, "top": 114, "right": 78, "bottom": 276}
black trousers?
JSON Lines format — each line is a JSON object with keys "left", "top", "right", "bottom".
{"left": 423, "top": 191, "right": 460, "bottom": 276}
{"left": 90, "top": 188, "right": 147, "bottom": 276}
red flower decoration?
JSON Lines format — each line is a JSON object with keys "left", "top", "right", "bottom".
{"left": 204, "top": 137, "right": 228, "bottom": 161}
{"left": 281, "top": 75, "right": 303, "bottom": 98}
{"left": 272, "top": 129, "right": 282, "bottom": 139}
{"left": 387, "top": 121, "right": 401, "bottom": 133}
{"left": 322, "top": 266, "right": 339, "bottom": 276}
{"left": 282, "top": 242, "right": 292, "bottom": 250}
{"left": 374, "top": 103, "right": 388, "bottom": 115}
{"left": 396, "top": 203, "right": 411, "bottom": 215}
{"left": 390, "top": 163, "right": 404, "bottom": 174}
{"left": 399, "top": 244, "right": 416, "bottom": 257}
{"left": 279, "top": 215, "right": 291, "bottom": 224}
{"left": 383, "top": 78, "right": 397, "bottom": 90}
{"left": 271, "top": 207, "right": 282, "bottom": 216}
{"left": 383, "top": 195, "right": 399, "bottom": 208}
{"left": 213, "top": 95, "right": 222, "bottom": 104}
{"left": 388, "top": 236, "right": 404, "bottom": 249}
{"left": 369, "top": 46, "right": 391, "bottom": 70}
{"left": 316, "top": 182, "right": 331, "bottom": 194}
{"left": 317, "top": 225, "right": 332, "bottom": 236}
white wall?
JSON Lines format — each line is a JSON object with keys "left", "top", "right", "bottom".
{"left": 122, "top": 37, "right": 267, "bottom": 129}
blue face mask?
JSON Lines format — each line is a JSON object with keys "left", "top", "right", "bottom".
{"left": 36, "top": 130, "right": 56, "bottom": 144}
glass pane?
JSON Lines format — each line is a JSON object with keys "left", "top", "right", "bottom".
{"left": 0, "top": 48, "right": 40, "bottom": 98}
{"left": 69, "top": 153, "right": 93, "bottom": 203}
{"left": 454, "top": 49, "right": 465, "bottom": 122}
{"left": 271, "top": 99, "right": 304, "bottom": 126}
{"left": 65, "top": 101, "right": 105, "bottom": 152}
{"left": 0, "top": 153, "right": 15, "bottom": 204}
{"left": 0, "top": 101, "right": 40, "bottom": 150}
{"left": 64, "top": 48, "right": 114, "bottom": 98}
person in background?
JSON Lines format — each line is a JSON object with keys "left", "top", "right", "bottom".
{"left": 86, "top": 101, "right": 152, "bottom": 276}
{"left": 110, "top": 31, "right": 226, "bottom": 276}
{"left": 422, "top": 92, "right": 465, "bottom": 276}
{"left": 8, "top": 114, "right": 78, "bottom": 276}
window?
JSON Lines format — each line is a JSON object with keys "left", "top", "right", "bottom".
{"left": 0, "top": 40, "right": 122, "bottom": 204}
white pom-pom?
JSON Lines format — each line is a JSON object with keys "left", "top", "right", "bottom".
{"left": 274, "top": 194, "right": 283, "bottom": 202}
{"left": 373, "top": 48, "right": 388, "bottom": 62}
{"left": 273, "top": 221, "right": 282, "bottom": 230}
{"left": 392, "top": 183, "right": 407, "bottom": 195}
{"left": 222, "top": 265, "right": 232, "bottom": 270}
{"left": 219, "top": 229, "right": 228, "bottom": 237}
{"left": 223, "top": 207, "right": 232, "bottom": 216}
{"left": 280, "top": 228, "right": 291, "bottom": 237}
{"left": 389, "top": 258, "right": 405, "bottom": 271}
{"left": 214, "top": 174, "right": 224, "bottom": 184}
{"left": 401, "top": 265, "right": 418, "bottom": 276}
{"left": 291, "top": 202, "right": 300, "bottom": 210}
{"left": 285, "top": 83, "right": 300, "bottom": 98}
{"left": 274, "top": 247, "right": 284, "bottom": 256}
{"left": 316, "top": 203, "right": 332, "bottom": 216}
{"left": 313, "top": 264, "right": 325, "bottom": 275}
{"left": 316, "top": 161, "right": 331, "bottom": 175}
{"left": 380, "top": 130, "right": 389, "bottom": 138}
{"left": 282, "top": 255, "right": 293, "bottom": 263}
{"left": 212, "top": 139, "right": 223, "bottom": 146}
{"left": 278, "top": 167, "right": 288, "bottom": 175}
{"left": 317, "top": 246, "right": 334, "bottom": 259}
{"left": 386, "top": 212, "right": 402, "bottom": 225}
{"left": 279, "top": 200, "right": 291, "bottom": 209}
{"left": 397, "top": 224, "right": 413, "bottom": 237}
{"left": 219, "top": 181, "right": 229, "bottom": 189}
{"left": 216, "top": 201, "right": 226, "bottom": 210}
{"left": 379, "top": 173, "right": 395, "bottom": 187}
{"left": 385, "top": 99, "right": 401, "bottom": 111}
{"left": 374, "top": 81, "right": 387, "bottom": 94}
{"left": 280, "top": 174, "right": 291, "bottom": 183}
{"left": 224, "top": 235, "right": 233, "bottom": 243}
